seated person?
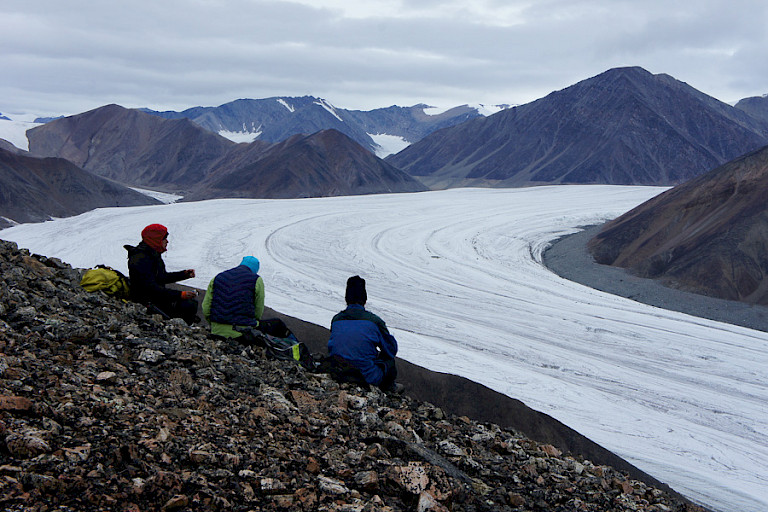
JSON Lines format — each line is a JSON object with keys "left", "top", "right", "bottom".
{"left": 202, "top": 256, "right": 291, "bottom": 342}
{"left": 124, "top": 223, "right": 198, "bottom": 324}
{"left": 327, "top": 275, "right": 401, "bottom": 392}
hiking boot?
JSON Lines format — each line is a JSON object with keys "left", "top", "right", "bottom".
{"left": 383, "top": 382, "right": 405, "bottom": 394}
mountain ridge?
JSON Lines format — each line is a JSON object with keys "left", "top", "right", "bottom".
{"left": 26, "top": 105, "right": 426, "bottom": 201}
{"left": 386, "top": 66, "right": 768, "bottom": 188}
{"left": 587, "top": 142, "right": 768, "bottom": 304}
{"left": 143, "top": 97, "right": 504, "bottom": 156}
{"left": 186, "top": 128, "right": 428, "bottom": 200}
{"left": 0, "top": 146, "right": 160, "bottom": 228}
{"left": 735, "top": 94, "right": 768, "bottom": 125}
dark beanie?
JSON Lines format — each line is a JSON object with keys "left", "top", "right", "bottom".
{"left": 345, "top": 275, "right": 367, "bottom": 305}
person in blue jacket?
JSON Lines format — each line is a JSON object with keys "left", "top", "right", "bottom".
{"left": 327, "top": 275, "right": 400, "bottom": 391}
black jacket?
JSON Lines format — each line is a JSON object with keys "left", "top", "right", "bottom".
{"left": 124, "top": 241, "right": 187, "bottom": 306}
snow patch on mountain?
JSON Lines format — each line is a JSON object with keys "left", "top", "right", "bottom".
{"left": 470, "top": 103, "right": 512, "bottom": 116}
{"left": 129, "top": 187, "right": 183, "bottom": 204}
{"left": 277, "top": 98, "right": 295, "bottom": 112}
{"left": 369, "top": 133, "right": 411, "bottom": 157}
{"left": 423, "top": 104, "right": 511, "bottom": 117}
{"left": 422, "top": 105, "right": 454, "bottom": 116}
{"left": 218, "top": 129, "right": 261, "bottom": 143}
{"left": 314, "top": 99, "right": 343, "bottom": 122}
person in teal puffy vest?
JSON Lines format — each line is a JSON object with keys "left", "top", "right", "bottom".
{"left": 202, "top": 256, "right": 290, "bottom": 342}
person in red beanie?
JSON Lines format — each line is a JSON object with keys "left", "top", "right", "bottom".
{"left": 124, "top": 224, "right": 198, "bottom": 324}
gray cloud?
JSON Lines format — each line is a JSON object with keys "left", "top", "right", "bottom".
{"left": 1, "top": 0, "right": 766, "bottom": 116}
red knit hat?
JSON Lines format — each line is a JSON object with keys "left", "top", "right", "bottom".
{"left": 141, "top": 224, "right": 168, "bottom": 253}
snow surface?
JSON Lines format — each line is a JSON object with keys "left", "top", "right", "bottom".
{"left": 2, "top": 186, "right": 766, "bottom": 512}
{"left": 422, "top": 104, "right": 509, "bottom": 116}
{"left": 0, "top": 116, "right": 42, "bottom": 151}
{"left": 467, "top": 103, "right": 509, "bottom": 116}
{"left": 217, "top": 129, "right": 261, "bottom": 143}
{"left": 129, "top": 187, "right": 183, "bottom": 204}
{"left": 368, "top": 133, "right": 411, "bottom": 157}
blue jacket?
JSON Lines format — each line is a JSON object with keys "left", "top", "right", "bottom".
{"left": 327, "top": 304, "right": 398, "bottom": 385}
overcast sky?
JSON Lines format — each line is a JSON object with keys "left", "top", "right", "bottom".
{"left": 2, "top": 0, "right": 767, "bottom": 117}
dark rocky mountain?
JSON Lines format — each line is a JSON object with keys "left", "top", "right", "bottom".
{"left": 26, "top": 104, "right": 425, "bottom": 200}
{"left": 144, "top": 97, "right": 498, "bottom": 155}
{"left": 735, "top": 94, "right": 768, "bottom": 124}
{"left": 587, "top": 143, "right": 768, "bottom": 305}
{"left": 0, "top": 239, "right": 706, "bottom": 511}
{"left": 187, "top": 129, "right": 427, "bottom": 200}
{"left": 147, "top": 96, "right": 373, "bottom": 150}
{"left": 0, "top": 139, "right": 25, "bottom": 154}
{"left": 387, "top": 67, "right": 768, "bottom": 189}
{"left": 26, "top": 104, "right": 235, "bottom": 193}
{"left": 0, "top": 147, "right": 159, "bottom": 229}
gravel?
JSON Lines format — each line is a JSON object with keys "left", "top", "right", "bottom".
{"left": 542, "top": 224, "right": 768, "bottom": 333}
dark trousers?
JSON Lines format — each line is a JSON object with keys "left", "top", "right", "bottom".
{"left": 148, "top": 298, "right": 198, "bottom": 325}
{"left": 318, "top": 354, "right": 398, "bottom": 391}
{"left": 375, "top": 357, "right": 398, "bottom": 391}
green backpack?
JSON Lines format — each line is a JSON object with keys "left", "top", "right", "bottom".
{"left": 80, "top": 265, "right": 131, "bottom": 299}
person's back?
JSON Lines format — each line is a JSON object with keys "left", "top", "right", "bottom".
{"left": 327, "top": 276, "right": 400, "bottom": 391}
{"left": 202, "top": 256, "right": 290, "bottom": 341}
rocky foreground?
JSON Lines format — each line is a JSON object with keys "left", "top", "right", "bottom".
{"left": 0, "top": 239, "right": 707, "bottom": 511}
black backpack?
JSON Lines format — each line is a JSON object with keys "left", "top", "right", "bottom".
{"left": 261, "top": 333, "right": 316, "bottom": 370}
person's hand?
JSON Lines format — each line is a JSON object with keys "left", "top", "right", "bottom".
{"left": 181, "top": 290, "right": 198, "bottom": 300}
{"left": 185, "top": 269, "right": 196, "bottom": 278}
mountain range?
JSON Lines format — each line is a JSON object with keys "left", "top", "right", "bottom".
{"left": 143, "top": 97, "right": 503, "bottom": 156}
{"left": 7, "top": 65, "right": 768, "bottom": 309}
{"left": 387, "top": 67, "right": 768, "bottom": 188}
{"left": 24, "top": 104, "right": 427, "bottom": 198}
{"left": 184, "top": 128, "right": 426, "bottom": 201}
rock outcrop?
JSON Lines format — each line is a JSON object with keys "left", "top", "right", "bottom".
{"left": 0, "top": 240, "right": 706, "bottom": 511}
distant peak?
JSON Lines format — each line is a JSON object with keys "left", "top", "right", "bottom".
{"left": 605, "top": 65, "right": 650, "bottom": 74}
